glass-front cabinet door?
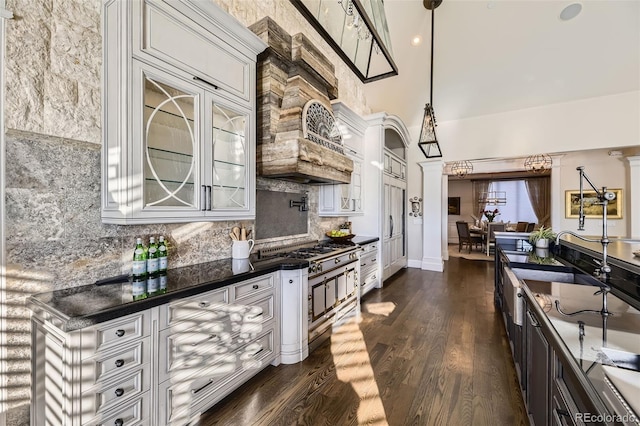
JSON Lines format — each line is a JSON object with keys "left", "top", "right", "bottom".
{"left": 143, "top": 73, "right": 198, "bottom": 210}
{"left": 210, "top": 102, "right": 248, "bottom": 210}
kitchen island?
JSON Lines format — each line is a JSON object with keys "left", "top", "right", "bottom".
{"left": 496, "top": 235, "right": 640, "bottom": 425}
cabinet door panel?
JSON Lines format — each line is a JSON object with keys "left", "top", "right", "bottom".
{"left": 142, "top": 1, "right": 249, "bottom": 99}
{"left": 143, "top": 73, "right": 199, "bottom": 209}
{"left": 209, "top": 101, "right": 250, "bottom": 210}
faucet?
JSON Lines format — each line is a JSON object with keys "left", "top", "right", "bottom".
{"left": 555, "top": 167, "right": 614, "bottom": 282}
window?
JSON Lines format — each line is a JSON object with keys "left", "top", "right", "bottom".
{"left": 482, "top": 180, "right": 537, "bottom": 223}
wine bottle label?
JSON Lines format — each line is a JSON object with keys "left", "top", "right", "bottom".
{"left": 132, "top": 260, "right": 146, "bottom": 275}
{"left": 148, "top": 247, "right": 157, "bottom": 255}
{"left": 134, "top": 248, "right": 144, "bottom": 255}
{"left": 147, "top": 258, "right": 159, "bottom": 274}
{"left": 159, "top": 257, "right": 168, "bottom": 270}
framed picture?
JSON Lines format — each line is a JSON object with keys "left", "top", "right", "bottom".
{"left": 565, "top": 189, "right": 623, "bottom": 219}
{"left": 447, "top": 197, "right": 460, "bottom": 215}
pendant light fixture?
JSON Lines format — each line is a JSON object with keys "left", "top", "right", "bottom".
{"left": 418, "top": 0, "right": 444, "bottom": 159}
{"left": 449, "top": 160, "right": 473, "bottom": 178}
{"left": 524, "top": 153, "right": 552, "bottom": 173}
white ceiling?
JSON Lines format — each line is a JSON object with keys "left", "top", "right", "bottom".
{"left": 363, "top": 0, "right": 640, "bottom": 130}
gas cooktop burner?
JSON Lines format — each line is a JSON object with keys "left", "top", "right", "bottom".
{"left": 257, "top": 240, "right": 358, "bottom": 261}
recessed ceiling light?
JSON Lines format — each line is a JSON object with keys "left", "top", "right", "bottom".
{"left": 560, "top": 3, "right": 582, "bottom": 21}
{"left": 410, "top": 35, "right": 422, "bottom": 46}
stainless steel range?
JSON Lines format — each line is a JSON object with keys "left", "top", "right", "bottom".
{"left": 258, "top": 240, "right": 360, "bottom": 351}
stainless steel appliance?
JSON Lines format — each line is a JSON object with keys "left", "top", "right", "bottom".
{"left": 258, "top": 240, "right": 360, "bottom": 351}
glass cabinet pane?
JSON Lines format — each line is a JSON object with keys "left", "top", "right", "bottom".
{"left": 211, "top": 103, "right": 247, "bottom": 209}
{"left": 143, "top": 75, "right": 197, "bottom": 208}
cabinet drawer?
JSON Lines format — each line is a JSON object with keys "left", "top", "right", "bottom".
{"left": 140, "top": 0, "right": 250, "bottom": 101}
{"left": 159, "top": 328, "right": 275, "bottom": 425}
{"left": 85, "top": 391, "right": 150, "bottom": 426}
{"left": 360, "top": 253, "right": 378, "bottom": 270}
{"left": 80, "top": 311, "right": 149, "bottom": 357}
{"left": 160, "top": 287, "right": 229, "bottom": 329}
{"left": 233, "top": 275, "right": 274, "bottom": 302}
{"left": 81, "top": 338, "right": 149, "bottom": 389}
{"left": 159, "top": 318, "right": 234, "bottom": 381}
{"left": 82, "top": 368, "right": 150, "bottom": 422}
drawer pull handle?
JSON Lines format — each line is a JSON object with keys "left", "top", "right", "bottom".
{"left": 252, "top": 284, "right": 259, "bottom": 289}
{"left": 114, "top": 419, "right": 124, "bottom": 426}
{"left": 114, "top": 388, "right": 124, "bottom": 397}
{"left": 199, "top": 301, "right": 210, "bottom": 308}
{"left": 115, "top": 359, "right": 125, "bottom": 368}
{"left": 192, "top": 379, "right": 214, "bottom": 395}
{"left": 556, "top": 409, "right": 570, "bottom": 418}
{"left": 115, "top": 329, "right": 125, "bottom": 337}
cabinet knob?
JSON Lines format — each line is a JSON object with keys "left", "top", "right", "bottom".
{"left": 252, "top": 284, "right": 259, "bottom": 290}
{"left": 115, "top": 329, "right": 125, "bottom": 337}
{"left": 289, "top": 279, "right": 293, "bottom": 284}
{"left": 115, "top": 388, "right": 124, "bottom": 397}
{"left": 114, "top": 419, "right": 124, "bottom": 426}
{"left": 115, "top": 359, "right": 125, "bottom": 368}
{"left": 199, "top": 301, "right": 210, "bottom": 308}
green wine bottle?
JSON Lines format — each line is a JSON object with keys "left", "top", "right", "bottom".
{"left": 132, "top": 238, "right": 147, "bottom": 278}
{"left": 147, "top": 236, "right": 159, "bottom": 275}
{"left": 158, "top": 236, "right": 168, "bottom": 272}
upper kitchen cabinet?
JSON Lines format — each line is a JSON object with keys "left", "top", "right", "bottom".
{"left": 101, "top": 0, "right": 266, "bottom": 224}
{"left": 319, "top": 101, "right": 367, "bottom": 217}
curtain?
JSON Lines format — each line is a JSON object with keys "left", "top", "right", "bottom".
{"left": 472, "top": 180, "right": 492, "bottom": 219}
{"left": 525, "top": 177, "right": 550, "bottom": 227}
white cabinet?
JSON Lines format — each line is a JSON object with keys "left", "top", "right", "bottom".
{"left": 157, "top": 274, "right": 279, "bottom": 425}
{"left": 30, "top": 272, "right": 280, "bottom": 426}
{"left": 359, "top": 240, "right": 380, "bottom": 296}
{"left": 319, "top": 101, "right": 367, "bottom": 217}
{"left": 102, "top": 0, "right": 266, "bottom": 224}
{"left": 350, "top": 113, "right": 410, "bottom": 285}
{"left": 31, "top": 310, "right": 153, "bottom": 426}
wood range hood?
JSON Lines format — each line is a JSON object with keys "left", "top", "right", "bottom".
{"left": 249, "top": 18, "right": 353, "bottom": 185}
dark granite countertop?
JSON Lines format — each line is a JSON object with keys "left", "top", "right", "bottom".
{"left": 351, "top": 235, "right": 379, "bottom": 245}
{"left": 28, "top": 255, "right": 308, "bottom": 332}
{"left": 523, "top": 280, "right": 640, "bottom": 417}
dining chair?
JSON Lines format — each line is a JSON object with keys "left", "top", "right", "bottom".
{"left": 456, "top": 221, "right": 483, "bottom": 253}
{"left": 486, "top": 222, "right": 506, "bottom": 256}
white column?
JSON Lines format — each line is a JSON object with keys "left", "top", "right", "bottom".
{"left": 550, "top": 154, "right": 563, "bottom": 228}
{"left": 420, "top": 159, "right": 444, "bottom": 272}
{"left": 627, "top": 155, "right": 640, "bottom": 238}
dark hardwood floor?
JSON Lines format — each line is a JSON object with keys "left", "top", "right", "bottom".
{"left": 199, "top": 257, "right": 529, "bottom": 425}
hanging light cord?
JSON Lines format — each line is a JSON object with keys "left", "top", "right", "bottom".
{"left": 429, "top": 0, "right": 435, "bottom": 106}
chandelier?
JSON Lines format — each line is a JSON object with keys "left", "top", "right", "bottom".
{"left": 449, "top": 160, "right": 473, "bottom": 178}
{"left": 418, "top": 0, "right": 443, "bottom": 159}
{"left": 483, "top": 191, "right": 507, "bottom": 206}
{"left": 524, "top": 154, "right": 552, "bottom": 173}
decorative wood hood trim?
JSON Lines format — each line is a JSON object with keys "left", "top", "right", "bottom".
{"left": 250, "top": 17, "right": 353, "bottom": 185}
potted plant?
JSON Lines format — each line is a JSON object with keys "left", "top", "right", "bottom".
{"left": 528, "top": 225, "right": 556, "bottom": 249}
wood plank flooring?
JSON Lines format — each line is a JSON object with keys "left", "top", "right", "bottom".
{"left": 199, "top": 257, "right": 529, "bottom": 425}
